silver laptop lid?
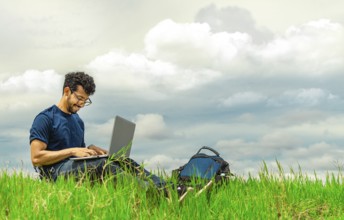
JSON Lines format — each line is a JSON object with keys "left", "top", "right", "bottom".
{"left": 108, "top": 116, "right": 136, "bottom": 157}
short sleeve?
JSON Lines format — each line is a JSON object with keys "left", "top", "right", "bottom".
{"left": 29, "top": 113, "right": 51, "bottom": 145}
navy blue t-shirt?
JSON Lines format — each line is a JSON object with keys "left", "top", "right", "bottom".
{"left": 30, "top": 105, "right": 86, "bottom": 152}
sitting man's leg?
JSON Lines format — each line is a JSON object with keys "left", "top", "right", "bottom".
{"left": 51, "top": 158, "right": 122, "bottom": 181}
{"left": 114, "top": 157, "right": 166, "bottom": 188}
{"left": 47, "top": 157, "right": 166, "bottom": 189}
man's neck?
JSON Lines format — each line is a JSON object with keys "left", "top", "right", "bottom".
{"left": 56, "top": 99, "right": 71, "bottom": 114}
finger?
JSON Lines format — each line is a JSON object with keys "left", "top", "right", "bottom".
{"left": 87, "top": 150, "right": 97, "bottom": 155}
{"left": 96, "top": 151, "right": 104, "bottom": 155}
{"left": 99, "top": 149, "right": 108, "bottom": 155}
{"left": 91, "top": 149, "right": 102, "bottom": 155}
{"left": 101, "top": 149, "right": 108, "bottom": 154}
{"left": 96, "top": 149, "right": 107, "bottom": 155}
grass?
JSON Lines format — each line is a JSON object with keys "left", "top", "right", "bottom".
{"left": 0, "top": 162, "right": 343, "bottom": 219}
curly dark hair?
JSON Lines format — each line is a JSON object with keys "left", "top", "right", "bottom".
{"left": 63, "top": 72, "right": 96, "bottom": 95}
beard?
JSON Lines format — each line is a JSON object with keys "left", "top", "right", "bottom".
{"left": 67, "top": 96, "right": 80, "bottom": 114}
{"left": 67, "top": 105, "right": 78, "bottom": 114}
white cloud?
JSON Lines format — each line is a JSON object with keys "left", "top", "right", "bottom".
{"left": 144, "top": 19, "right": 251, "bottom": 69}
{"left": 215, "top": 133, "right": 299, "bottom": 160}
{"left": 0, "top": 70, "right": 62, "bottom": 112}
{"left": 0, "top": 69, "right": 62, "bottom": 93}
{"left": 134, "top": 114, "right": 170, "bottom": 140}
{"left": 254, "top": 19, "right": 344, "bottom": 75}
{"left": 267, "top": 88, "right": 338, "bottom": 107}
{"left": 86, "top": 19, "right": 344, "bottom": 103}
{"left": 87, "top": 51, "right": 168, "bottom": 90}
{"left": 221, "top": 91, "right": 267, "bottom": 107}
{"left": 282, "top": 142, "right": 344, "bottom": 172}
{"left": 144, "top": 18, "right": 344, "bottom": 77}
{"left": 272, "top": 110, "right": 328, "bottom": 126}
{"left": 214, "top": 137, "right": 343, "bottom": 176}
{"left": 236, "top": 113, "right": 256, "bottom": 122}
{"left": 212, "top": 113, "right": 344, "bottom": 160}
{"left": 284, "top": 116, "right": 344, "bottom": 141}
{"left": 143, "top": 154, "right": 187, "bottom": 172}
{"left": 291, "top": 88, "right": 335, "bottom": 105}
{"left": 86, "top": 49, "right": 221, "bottom": 93}
{"left": 195, "top": 4, "right": 273, "bottom": 43}
{"left": 84, "top": 119, "right": 114, "bottom": 147}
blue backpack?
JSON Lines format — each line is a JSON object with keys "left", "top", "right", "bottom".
{"left": 173, "top": 146, "right": 232, "bottom": 185}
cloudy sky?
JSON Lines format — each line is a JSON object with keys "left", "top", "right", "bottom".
{"left": 1, "top": 0, "right": 343, "bottom": 178}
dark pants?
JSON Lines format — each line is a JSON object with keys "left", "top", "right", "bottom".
{"left": 37, "top": 157, "right": 165, "bottom": 188}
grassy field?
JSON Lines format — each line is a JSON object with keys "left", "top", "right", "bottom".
{"left": 0, "top": 163, "right": 343, "bottom": 220}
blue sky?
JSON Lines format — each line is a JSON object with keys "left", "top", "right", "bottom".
{"left": 1, "top": 0, "right": 343, "bottom": 178}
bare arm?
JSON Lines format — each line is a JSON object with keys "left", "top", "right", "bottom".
{"left": 30, "top": 139, "right": 99, "bottom": 166}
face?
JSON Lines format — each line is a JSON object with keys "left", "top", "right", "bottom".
{"left": 66, "top": 85, "right": 91, "bottom": 114}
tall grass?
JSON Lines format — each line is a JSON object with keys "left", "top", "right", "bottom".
{"left": 1, "top": 162, "right": 343, "bottom": 219}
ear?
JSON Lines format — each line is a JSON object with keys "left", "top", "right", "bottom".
{"left": 63, "top": 87, "right": 71, "bottom": 96}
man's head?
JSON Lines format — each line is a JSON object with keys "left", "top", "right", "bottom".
{"left": 62, "top": 72, "right": 96, "bottom": 114}
{"left": 63, "top": 72, "right": 96, "bottom": 96}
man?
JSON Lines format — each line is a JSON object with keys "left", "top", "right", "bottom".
{"left": 30, "top": 72, "right": 165, "bottom": 188}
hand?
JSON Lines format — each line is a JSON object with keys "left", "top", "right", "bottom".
{"left": 72, "top": 147, "right": 98, "bottom": 158}
{"left": 87, "top": 145, "right": 108, "bottom": 155}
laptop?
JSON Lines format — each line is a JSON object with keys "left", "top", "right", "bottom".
{"left": 70, "top": 116, "right": 136, "bottom": 161}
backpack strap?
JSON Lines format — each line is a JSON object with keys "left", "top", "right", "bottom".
{"left": 196, "top": 146, "right": 220, "bottom": 156}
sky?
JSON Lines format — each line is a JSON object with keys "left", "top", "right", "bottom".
{"left": 1, "top": 0, "right": 344, "bottom": 178}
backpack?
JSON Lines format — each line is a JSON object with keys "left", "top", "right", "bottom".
{"left": 173, "top": 146, "right": 232, "bottom": 187}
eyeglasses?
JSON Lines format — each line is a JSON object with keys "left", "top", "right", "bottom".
{"left": 71, "top": 91, "right": 92, "bottom": 106}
